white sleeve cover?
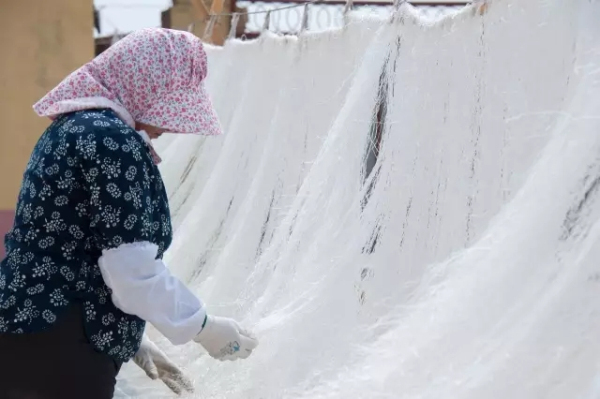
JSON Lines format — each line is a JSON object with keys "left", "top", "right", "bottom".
{"left": 97, "top": 241, "right": 206, "bottom": 345}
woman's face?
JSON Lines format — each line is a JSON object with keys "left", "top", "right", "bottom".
{"left": 135, "top": 122, "right": 167, "bottom": 139}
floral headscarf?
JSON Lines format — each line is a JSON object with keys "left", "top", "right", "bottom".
{"left": 33, "top": 28, "right": 222, "bottom": 163}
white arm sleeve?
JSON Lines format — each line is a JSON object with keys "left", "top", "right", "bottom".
{"left": 98, "top": 241, "right": 206, "bottom": 345}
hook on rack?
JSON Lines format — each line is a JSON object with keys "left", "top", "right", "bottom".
{"left": 262, "top": 10, "right": 272, "bottom": 32}
{"left": 203, "top": 14, "right": 218, "bottom": 42}
{"left": 228, "top": 13, "right": 241, "bottom": 40}
{"left": 342, "top": 0, "right": 354, "bottom": 27}
{"left": 300, "top": 4, "right": 309, "bottom": 33}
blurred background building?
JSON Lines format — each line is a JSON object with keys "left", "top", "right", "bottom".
{"left": 0, "top": 1, "right": 93, "bottom": 256}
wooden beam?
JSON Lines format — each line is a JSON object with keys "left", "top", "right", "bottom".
{"left": 210, "top": 0, "right": 225, "bottom": 14}
{"left": 190, "top": 0, "right": 210, "bottom": 20}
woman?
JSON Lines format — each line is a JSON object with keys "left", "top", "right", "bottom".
{"left": 0, "top": 27, "right": 258, "bottom": 398}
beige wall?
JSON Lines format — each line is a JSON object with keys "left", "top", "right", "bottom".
{"left": 0, "top": 0, "right": 94, "bottom": 210}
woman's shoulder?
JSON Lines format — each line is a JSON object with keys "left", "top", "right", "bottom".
{"left": 46, "top": 108, "right": 153, "bottom": 167}
{"left": 52, "top": 108, "right": 140, "bottom": 141}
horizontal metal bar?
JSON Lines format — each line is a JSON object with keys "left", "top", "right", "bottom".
{"left": 238, "top": 0, "right": 469, "bottom": 6}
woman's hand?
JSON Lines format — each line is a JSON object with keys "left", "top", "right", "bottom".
{"left": 133, "top": 334, "right": 195, "bottom": 395}
{"left": 193, "top": 315, "right": 258, "bottom": 361}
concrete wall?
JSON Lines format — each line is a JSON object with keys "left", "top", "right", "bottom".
{"left": 0, "top": 1, "right": 94, "bottom": 257}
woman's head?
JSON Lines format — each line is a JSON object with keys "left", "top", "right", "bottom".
{"left": 33, "top": 28, "right": 222, "bottom": 137}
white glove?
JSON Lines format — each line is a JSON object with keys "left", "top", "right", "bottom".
{"left": 193, "top": 315, "right": 258, "bottom": 361}
{"left": 134, "top": 334, "right": 195, "bottom": 395}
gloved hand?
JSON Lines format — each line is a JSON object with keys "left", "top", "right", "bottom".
{"left": 193, "top": 315, "right": 258, "bottom": 361}
{"left": 134, "top": 334, "right": 195, "bottom": 395}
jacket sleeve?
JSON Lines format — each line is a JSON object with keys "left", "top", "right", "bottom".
{"left": 79, "top": 127, "right": 206, "bottom": 345}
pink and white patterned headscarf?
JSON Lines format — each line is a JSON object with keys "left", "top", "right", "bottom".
{"left": 33, "top": 28, "right": 222, "bottom": 163}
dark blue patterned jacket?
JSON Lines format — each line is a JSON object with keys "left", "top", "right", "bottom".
{"left": 0, "top": 109, "right": 172, "bottom": 362}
